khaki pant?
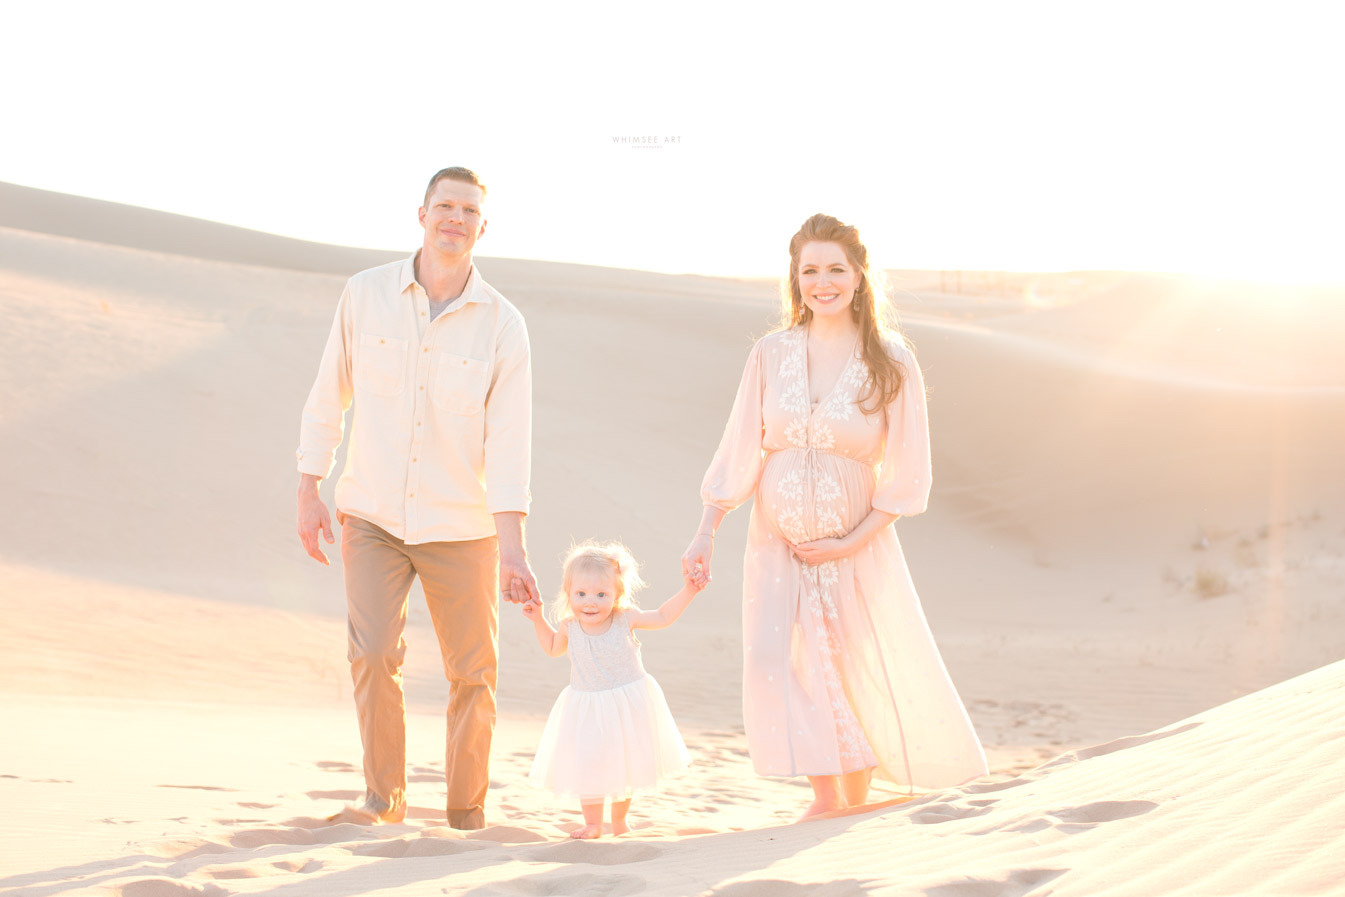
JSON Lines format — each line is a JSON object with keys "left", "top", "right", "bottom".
{"left": 340, "top": 514, "right": 499, "bottom": 829}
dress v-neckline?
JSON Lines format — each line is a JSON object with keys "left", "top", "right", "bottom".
{"left": 803, "top": 326, "right": 860, "bottom": 413}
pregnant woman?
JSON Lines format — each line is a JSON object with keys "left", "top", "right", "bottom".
{"left": 683, "top": 213, "right": 987, "bottom": 818}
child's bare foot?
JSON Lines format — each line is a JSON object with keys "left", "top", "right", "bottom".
{"left": 569, "top": 824, "right": 603, "bottom": 839}
{"left": 611, "top": 818, "right": 631, "bottom": 836}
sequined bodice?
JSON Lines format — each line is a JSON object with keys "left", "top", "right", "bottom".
{"left": 567, "top": 611, "right": 646, "bottom": 692}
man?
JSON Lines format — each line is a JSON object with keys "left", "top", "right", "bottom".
{"left": 295, "top": 167, "right": 539, "bottom": 829}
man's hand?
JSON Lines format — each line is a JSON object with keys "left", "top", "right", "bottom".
{"left": 499, "top": 553, "right": 540, "bottom": 605}
{"left": 297, "top": 474, "right": 334, "bottom": 566}
{"left": 494, "top": 511, "right": 540, "bottom": 605}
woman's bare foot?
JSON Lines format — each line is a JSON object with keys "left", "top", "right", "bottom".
{"left": 800, "top": 774, "right": 845, "bottom": 820}
{"left": 611, "top": 819, "right": 631, "bottom": 836}
{"left": 569, "top": 824, "right": 603, "bottom": 839}
{"left": 799, "top": 796, "right": 844, "bottom": 820}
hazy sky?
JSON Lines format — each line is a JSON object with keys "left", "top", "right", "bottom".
{"left": 4, "top": 1, "right": 1342, "bottom": 281}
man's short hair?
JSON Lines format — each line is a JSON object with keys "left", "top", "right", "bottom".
{"left": 423, "top": 167, "right": 487, "bottom": 206}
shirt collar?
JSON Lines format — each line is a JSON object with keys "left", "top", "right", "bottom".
{"left": 400, "top": 250, "right": 492, "bottom": 306}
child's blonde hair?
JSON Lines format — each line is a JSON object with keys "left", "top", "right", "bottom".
{"left": 550, "top": 540, "right": 647, "bottom": 623}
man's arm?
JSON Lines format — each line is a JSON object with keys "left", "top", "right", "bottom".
{"left": 484, "top": 313, "right": 536, "bottom": 602}
{"left": 295, "top": 284, "right": 354, "bottom": 565}
{"left": 494, "top": 511, "right": 539, "bottom": 605}
{"left": 297, "top": 473, "right": 334, "bottom": 565}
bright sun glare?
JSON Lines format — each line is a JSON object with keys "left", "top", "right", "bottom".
{"left": 2, "top": 2, "right": 1342, "bottom": 286}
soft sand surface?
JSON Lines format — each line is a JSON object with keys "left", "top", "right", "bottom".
{"left": 2, "top": 185, "right": 1343, "bottom": 894}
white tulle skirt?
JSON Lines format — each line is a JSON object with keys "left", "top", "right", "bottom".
{"left": 529, "top": 674, "right": 691, "bottom": 802}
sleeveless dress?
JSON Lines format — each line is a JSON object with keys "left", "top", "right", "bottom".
{"left": 701, "top": 327, "right": 987, "bottom": 790}
{"left": 529, "top": 610, "right": 691, "bottom": 801}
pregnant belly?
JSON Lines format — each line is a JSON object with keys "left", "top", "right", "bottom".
{"left": 757, "top": 449, "right": 875, "bottom": 544}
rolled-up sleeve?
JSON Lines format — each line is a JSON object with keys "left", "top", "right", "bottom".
{"left": 483, "top": 314, "right": 532, "bottom": 515}
{"left": 701, "top": 339, "right": 767, "bottom": 512}
{"left": 872, "top": 344, "right": 932, "bottom": 516}
{"left": 296, "top": 283, "right": 354, "bottom": 478}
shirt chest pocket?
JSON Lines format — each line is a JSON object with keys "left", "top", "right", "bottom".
{"left": 433, "top": 352, "right": 491, "bottom": 415}
{"left": 357, "top": 333, "right": 408, "bottom": 396}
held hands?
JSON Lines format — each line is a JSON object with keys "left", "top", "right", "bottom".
{"left": 500, "top": 556, "right": 540, "bottom": 605}
{"left": 520, "top": 593, "right": 544, "bottom": 620}
{"left": 681, "top": 533, "right": 714, "bottom": 590}
{"left": 789, "top": 536, "right": 855, "bottom": 566}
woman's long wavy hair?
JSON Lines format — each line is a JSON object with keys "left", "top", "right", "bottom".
{"left": 781, "top": 213, "right": 907, "bottom": 415}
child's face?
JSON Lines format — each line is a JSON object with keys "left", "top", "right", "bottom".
{"left": 567, "top": 569, "right": 620, "bottom": 627}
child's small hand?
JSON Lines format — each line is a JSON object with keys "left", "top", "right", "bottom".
{"left": 521, "top": 598, "right": 542, "bottom": 620}
{"left": 685, "top": 562, "right": 709, "bottom": 591}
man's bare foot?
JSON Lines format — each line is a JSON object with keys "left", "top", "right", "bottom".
{"left": 327, "top": 798, "right": 406, "bottom": 826}
{"left": 611, "top": 819, "right": 631, "bottom": 836}
{"left": 569, "top": 824, "right": 603, "bottom": 839}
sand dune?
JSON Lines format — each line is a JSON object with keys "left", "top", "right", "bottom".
{"left": 2, "top": 185, "right": 1343, "bottom": 893}
{"left": 4, "top": 661, "right": 1341, "bottom": 895}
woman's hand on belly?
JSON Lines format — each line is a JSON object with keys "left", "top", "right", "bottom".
{"left": 789, "top": 509, "right": 900, "bottom": 565}
{"left": 789, "top": 536, "right": 857, "bottom": 565}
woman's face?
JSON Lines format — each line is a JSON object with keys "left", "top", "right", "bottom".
{"left": 797, "top": 241, "right": 861, "bottom": 321}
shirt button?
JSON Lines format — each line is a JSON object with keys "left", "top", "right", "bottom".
{"left": 409, "top": 492, "right": 415, "bottom": 498}
{"left": 423, "top": 347, "right": 429, "bottom": 353}
{"left": 417, "top": 422, "right": 422, "bottom": 427}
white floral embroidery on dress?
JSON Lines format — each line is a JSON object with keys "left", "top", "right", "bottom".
{"left": 784, "top": 418, "right": 809, "bottom": 449}
{"left": 819, "top": 357, "right": 866, "bottom": 423}
{"left": 815, "top": 469, "right": 842, "bottom": 503}
{"left": 810, "top": 421, "right": 836, "bottom": 452}
{"left": 817, "top": 507, "right": 844, "bottom": 539}
{"left": 801, "top": 562, "right": 876, "bottom": 769}
{"left": 778, "top": 505, "right": 810, "bottom": 544}
{"left": 777, "top": 468, "right": 805, "bottom": 502}
{"left": 778, "top": 331, "right": 809, "bottom": 416}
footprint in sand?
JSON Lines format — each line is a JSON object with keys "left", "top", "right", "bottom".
{"left": 527, "top": 840, "right": 664, "bottom": 865}
{"left": 114, "top": 880, "right": 229, "bottom": 897}
{"left": 304, "top": 789, "right": 364, "bottom": 801}
{"left": 909, "top": 801, "right": 996, "bottom": 825}
{"left": 962, "top": 776, "right": 1032, "bottom": 794}
{"left": 467, "top": 872, "right": 645, "bottom": 896}
{"left": 314, "top": 760, "right": 358, "bottom": 771}
{"left": 236, "top": 801, "right": 279, "bottom": 809}
{"left": 708, "top": 880, "right": 868, "bottom": 897}
{"left": 352, "top": 837, "right": 487, "bottom": 858}
{"left": 468, "top": 824, "right": 549, "bottom": 844}
{"left": 989, "top": 800, "right": 1159, "bottom": 836}
{"left": 1039, "top": 723, "right": 1203, "bottom": 770}
{"left": 922, "top": 868, "right": 1067, "bottom": 897}
{"left": 228, "top": 827, "right": 319, "bottom": 849}
{"left": 156, "top": 784, "right": 239, "bottom": 792}
{"left": 138, "top": 839, "right": 233, "bottom": 861}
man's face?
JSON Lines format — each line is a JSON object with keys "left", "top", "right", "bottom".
{"left": 418, "top": 180, "right": 486, "bottom": 258}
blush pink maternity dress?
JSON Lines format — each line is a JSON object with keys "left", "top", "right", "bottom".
{"left": 701, "top": 327, "right": 987, "bottom": 790}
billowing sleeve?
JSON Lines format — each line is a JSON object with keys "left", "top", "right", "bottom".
{"left": 700, "top": 338, "right": 768, "bottom": 512}
{"left": 872, "top": 342, "right": 932, "bottom": 516}
{"left": 296, "top": 282, "right": 355, "bottom": 478}
{"left": 483, "top": 313, "right": 533, "bottom": 515}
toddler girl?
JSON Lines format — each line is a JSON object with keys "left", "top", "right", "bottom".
{"left": 521, "top": 540, "right": 702, "bottom": 839}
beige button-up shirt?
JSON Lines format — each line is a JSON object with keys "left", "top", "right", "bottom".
{"left": 297, "top": 253, "right": 531, "bottom": 544}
